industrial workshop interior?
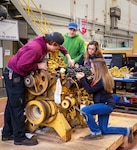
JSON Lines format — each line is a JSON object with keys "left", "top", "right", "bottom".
{"left": 1, "top": 0, "right": 137, "bottom": 149}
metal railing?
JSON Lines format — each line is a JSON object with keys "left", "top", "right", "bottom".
{"left": 17, "top": 0, "right": 53, "bottom": 34}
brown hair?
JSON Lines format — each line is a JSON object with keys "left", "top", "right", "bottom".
{"left": 92, "top": 58, "right": 114, "bottom": 93}
{"left": 84, "top": 41, "right": 103, "bottom": 62}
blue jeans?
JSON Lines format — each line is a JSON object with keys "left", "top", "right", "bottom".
{"left": 82, "top": 103, "right": 128, "bottom": 135}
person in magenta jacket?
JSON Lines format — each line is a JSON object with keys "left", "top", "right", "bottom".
{"left": 2, "top": 32, "right": 74, "bottom": 146}
{"left": 8, "top": 33, "right": 73, "bottom": 77}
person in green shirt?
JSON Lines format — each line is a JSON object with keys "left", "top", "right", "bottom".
{"left": 59, "top": 22, "right": 85, "bottom": 66}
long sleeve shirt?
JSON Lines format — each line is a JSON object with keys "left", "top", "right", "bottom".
{"left": 8, "top": 36, "right": 68, "bottom": 77}
{"left": 80, "top": 77, "right": 115, "bottom": 108}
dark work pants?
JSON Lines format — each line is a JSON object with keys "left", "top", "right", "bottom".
{"left": 2, "top": 67, "right": 26, "bottom": 142}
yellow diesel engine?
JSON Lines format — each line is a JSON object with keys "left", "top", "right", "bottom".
{"left": 24, "top": 51, "right": 93, "bottom": 142}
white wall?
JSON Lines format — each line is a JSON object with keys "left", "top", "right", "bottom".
{"left": 21, "top": 0, "right": 137, "bottom": 47}
{"left": 28, "top": 0, "right": 137, "bottom": 31}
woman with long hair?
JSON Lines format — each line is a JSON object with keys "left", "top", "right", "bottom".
{"left": 75, "top": 41, "right": 103, "bottom": 67}
{"left": 76, "top": 58, "right": 131, "bottom": 140}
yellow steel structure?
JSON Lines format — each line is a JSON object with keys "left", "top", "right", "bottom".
{"left": 17, "top": 0, "right": 53, "bottom": 34}
{"left": 24, "top": 51, "right": 92, "bottom": 142}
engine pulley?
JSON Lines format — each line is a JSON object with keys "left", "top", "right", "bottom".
{"left": 61, "top": 96, "right": 76, "bottom": 109}
{"left": 25, "top": 99, "right": 57, "bottom": 125}
{"left": 24, "top": 74, "right": 35, "bottom": 88}
{"left": 24, "top": 70, "right": 49, "bottom": 95}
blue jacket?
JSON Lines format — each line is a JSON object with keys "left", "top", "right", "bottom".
{"left": 80, "top": 77, "right": 115, "bottom": 108}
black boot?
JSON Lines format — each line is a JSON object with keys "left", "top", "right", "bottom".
{"left": 14, "top": 137, "right": 38, "bottom": 146}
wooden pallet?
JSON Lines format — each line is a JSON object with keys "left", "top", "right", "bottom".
{"left": 0, "top": 98, "right": 137, "bottom": 150}
{"left": 114, "top": 104, "right": 137, "bottom": 114}
{"left": 28, "top": 112, "right": 137, "bottom": 150}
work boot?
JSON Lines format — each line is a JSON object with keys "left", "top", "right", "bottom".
{"left": 2, "top": 135, "right": 14, "bottom": 141}
{"left": 83, "top": 134, "right": 103, "bottom": 140}
{"left": 14, "top": 137, "right": 38, "bottom": 146}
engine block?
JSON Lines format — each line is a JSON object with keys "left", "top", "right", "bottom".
{"left": 24, "top": 51, "right": 93, "bottom": 142}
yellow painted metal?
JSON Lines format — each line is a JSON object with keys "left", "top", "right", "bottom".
{"left": 25, "top": 70, "right": 49, "bottom": 96}
{"left": 25, "top": 120, "right": 39, "bottom": 133}
{"left": 61, "top": 96, "right": 76, "bottom": 109}
{"left": 102, "top": 48, "right": 133, "bottom": 57}
{"left": 17, "top": 0, "right": 54, "bottom": 34}
{"left": 42, "top": 112, "right": 72, "bottom": 142}
{"left": 25, "top": 51, "right": 91, "bottom": 142}
{"left": 26, "top": 100, "right": 48, "bottom": 125}
{"left": 26, "top": 99, "right": 57, "bottom": 125}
